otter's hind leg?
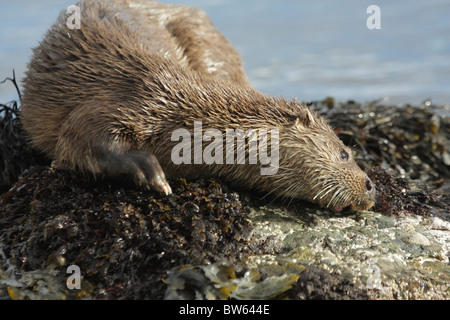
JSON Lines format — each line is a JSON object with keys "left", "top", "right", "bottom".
{"left": 164, "top": 6, "right": 248, "bottom": 84}
{"left": 131, "top": 0, "right": 249, "bottom": 84}
{"left": 55, "top": 108, "right": 172, "bottom": 195}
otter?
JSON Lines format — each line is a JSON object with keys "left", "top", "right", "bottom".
{"left": 21, "top": 0, "right": 375, "bottom": 211}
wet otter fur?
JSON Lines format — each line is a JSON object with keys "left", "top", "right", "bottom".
{"left": 21, "top": 0, "right": 375, "bottom": 211}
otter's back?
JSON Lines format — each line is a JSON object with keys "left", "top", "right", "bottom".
{"left": 21, "top": 0, "right": 248, "bottom": 157}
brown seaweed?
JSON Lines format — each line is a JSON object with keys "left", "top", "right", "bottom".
{"left": 0, "top": 165, "right": 253, "bottom": 299}
{"left": 0, "top": 72, "right": 48, "bottom": 193}
{"left": 367, "top": 167, "right": 449, "bottom": 217}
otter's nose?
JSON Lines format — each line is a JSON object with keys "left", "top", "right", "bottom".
{"left": 365, "top": 177, "right": 376, "bottom": 202}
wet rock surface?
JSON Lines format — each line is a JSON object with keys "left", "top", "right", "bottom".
{"left": 1, "top": 95, "right": 449, "bottom": 299}
{"left": 246, "top": 202, "right": 450, "bottom": 300}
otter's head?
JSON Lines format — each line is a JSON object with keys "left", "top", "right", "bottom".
{"left": 274, "top": 107, "right": 375, "bottom": 211}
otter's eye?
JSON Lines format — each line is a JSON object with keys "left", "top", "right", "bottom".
{"left": 340, "top": 149, "right": 349, "bottom": 161}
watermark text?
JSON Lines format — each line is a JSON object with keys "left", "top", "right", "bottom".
{"left": 171, "top": 121, "right": 279, "bottom": 175}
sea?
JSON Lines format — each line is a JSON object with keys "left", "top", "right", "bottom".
{"left": 0, "top": 0, "right": 449, "bottom": 106}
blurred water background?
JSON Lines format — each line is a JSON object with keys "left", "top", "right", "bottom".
{"left": 0, "top": 0, "right": 449, "bottom": 105}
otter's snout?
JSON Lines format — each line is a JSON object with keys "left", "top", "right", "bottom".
{"left": 365, "top": 176, "right": 376, "bottom": 202}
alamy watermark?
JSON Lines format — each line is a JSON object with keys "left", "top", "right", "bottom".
{"left": 366, "top": 263, "right": 382, "bottom": 290}
{"left": 66, "top": 5, "right": 81, "bottom": 30}
{"left": 66, "top": 264, "right": 81, "bottom": 289}
{"left": 65, "top": 4, "right": 381, "bottom": 33}
{"left": 366, "top": 5, "right": 381, "bottom": 30}
{"left": 171, "top": 121, "right": 279, "bottom": 175}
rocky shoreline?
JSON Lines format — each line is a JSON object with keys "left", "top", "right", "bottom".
{"left": 0, "top": 95, "right": 449, "bottom": 299}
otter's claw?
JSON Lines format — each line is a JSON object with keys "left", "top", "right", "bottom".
{"left": 97, "top": 149, "right": 171, "bottom": 195}
{"left": 129, "top": 152, "right": 171, "bottom": 195}
{"left": 139, "top": 168, "right": 172, "bottom": 195}
{"left": 161, "top": 182, "right": 173, "bottom": 195}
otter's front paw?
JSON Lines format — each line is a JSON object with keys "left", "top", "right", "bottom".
{"left": 128, "top": 152, "right": 172, "bottom": 195}
{"left": 98, "top": 150, "right": 171, "bottom": 195}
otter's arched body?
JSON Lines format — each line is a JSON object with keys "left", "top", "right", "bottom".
{"left": 21, "top": 0, "right": 375, "bottom": 211}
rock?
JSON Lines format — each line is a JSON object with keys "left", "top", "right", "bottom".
{"left": 245, "top": 204, "right": 450, "bottom": 299}
{"left": 1, "top": 98, "right": 449, "bottom": 300}
{"left": 0, "top": 164, "right": 449, "bottom": 300}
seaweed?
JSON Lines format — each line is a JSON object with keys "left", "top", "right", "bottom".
{"left": 0, "top": 165, "right": 253, "bottom": 299}
{"left": 0, "top": 71, "right": 48, "bottom": 193}
{"left": 367, "top": 167, "right": 449, "bottom": 217}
